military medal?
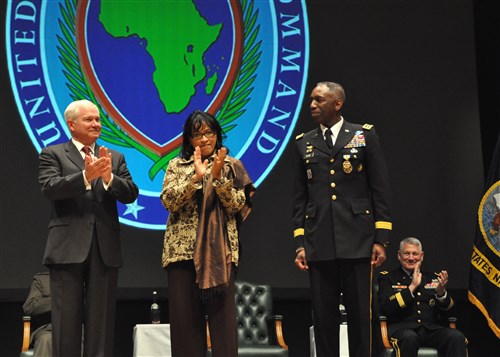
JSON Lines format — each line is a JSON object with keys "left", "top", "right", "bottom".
{"left": 429, "top": 298, "right": 435, "bottom": 306}
{"left": 343, "top": 160, "right": 353, "bottom": 173}
{"left": 343, "top": 154, "right": 352, "bottom": 174}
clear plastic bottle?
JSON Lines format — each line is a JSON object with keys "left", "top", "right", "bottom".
{"left": 339, "top": 293, "right": 347, "bottom": 324}
{"left": 150, "top": 290, "right": 161, "bottom": 324}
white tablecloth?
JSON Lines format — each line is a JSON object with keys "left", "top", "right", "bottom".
{"left": 133, "top": 324, "right": 172, "bottom": 357}
{"left": 134, "top": 323, "right": 347, "bottom": 357}
{"left": 310, "top": 324, "right": 349, "bottom": 357}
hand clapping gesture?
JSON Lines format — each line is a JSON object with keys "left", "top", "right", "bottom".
{"left": 435, "top": 270, "right": 448, "bottom": 297}
{"left": 192, "top": 146, "right": 208, "bottom": 182}
{"left": 84, "top": 146, "right": 113, "bottom": 184}
{"left": 211, "top": 147, "right": 227, "bottom": 180}
{"left": 409, "top": 260, "right": 423, "bottom": 293}
{"left": 192, "top": 146, "right": 227, "bottom": 182}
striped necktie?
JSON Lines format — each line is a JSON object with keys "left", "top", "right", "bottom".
{"left": 82, "top": 146, "right": 91, "bottom": 156}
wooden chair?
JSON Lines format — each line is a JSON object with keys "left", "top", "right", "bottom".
{"left": 379, "top": 315, "right": 460, "bottom": 357}
{"left": 20, "top": 316, "right": 34, "bottom": 357}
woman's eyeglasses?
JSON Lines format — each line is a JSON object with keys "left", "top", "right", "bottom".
{"left": 192, "top": 130, "right": 216, "bottom": 139}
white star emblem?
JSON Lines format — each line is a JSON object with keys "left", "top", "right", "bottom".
{"left": 123, "top": 200, "right": 145, "bottom": 219}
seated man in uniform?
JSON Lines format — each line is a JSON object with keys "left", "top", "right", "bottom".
{"left": 378, "top": 237, "right": 467, "bottom": 357}
{"left": 23, "top": 271, "right": 52, "bottom": 357}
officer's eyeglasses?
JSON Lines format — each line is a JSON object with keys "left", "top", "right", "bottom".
{"left": 192, "top": 130, "right": 216, "bottom": 139}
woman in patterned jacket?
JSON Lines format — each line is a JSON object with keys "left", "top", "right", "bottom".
{"left": 160, "top": 110, "right": 255, "bottom": 357}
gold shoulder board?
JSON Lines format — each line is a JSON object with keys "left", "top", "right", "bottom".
{"left": 296, "top": 133, "right": 304, "bottom": 140}
{"left": 363, "top": 124, "right": 374, "bottom": 130}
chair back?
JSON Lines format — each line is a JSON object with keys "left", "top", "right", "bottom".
{"left": 235, "top": 281, "right": 272, "bottom": 346}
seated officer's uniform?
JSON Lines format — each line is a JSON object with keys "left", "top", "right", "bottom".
{"left": 378, "top": 267, "right": 467, "bottom": 357}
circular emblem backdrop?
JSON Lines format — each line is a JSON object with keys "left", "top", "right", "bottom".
{"left": 6, "top": 0, "right": 309, "bottom": 229}
{"left": 478, "top": 180, "right": 500, "bottom": 256}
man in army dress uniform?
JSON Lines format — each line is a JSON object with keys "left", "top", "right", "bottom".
{"left": 292, "top": 81, "right": 392, "bottom": 357}
{"left": 378, "top": 237, "right": 467, "bottom": 357}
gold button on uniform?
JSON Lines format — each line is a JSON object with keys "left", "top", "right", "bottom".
{"left": 417, "top": 319, "right": 422, "bottom": 323}
{"left": 331, "top": 182, "right": 336, "bottom": 188}
{"left": 330, "top": 170, "right": 335, "bottom": 175}
{"left": 330, "top": 158, "right": 335, "bottom": 163}
{"left": 417, "top": 310, "right": 421, "bottom": 314}
{"left": 332, "top": 195, "right": 337, "bottom": 201}
{"left": 366, "top": 210, "right": 370, "bottom": 214}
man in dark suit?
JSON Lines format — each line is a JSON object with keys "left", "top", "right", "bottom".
{"left": 292, "top": 81, "right": 392, "bottom": 357}
{"left": 378, "top": 237, "right": 467, "bottom": 357}
{"left": 38, "top": 99, "right": 139, "bottom": 356}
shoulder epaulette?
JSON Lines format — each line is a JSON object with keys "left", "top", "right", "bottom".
{"left": 296, "top": 133, "right": 304, "bottom": 140}
{"left": 380, "top": 271, "right": 389, "bottom": 275}
{"left": 363, "top": 124, "right": 374, "bottom": 130}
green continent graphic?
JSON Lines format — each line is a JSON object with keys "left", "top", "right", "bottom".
{"left": 99, "top": 0, "right": 222, "bottom": 113}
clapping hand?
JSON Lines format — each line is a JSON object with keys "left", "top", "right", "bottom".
{"left": 211, "top": 147, "right": 227, "bottom": 180}
{"left": 409, "top": 260, "right": 423, "bottom": 293}
{"left": 435, "top": 270, "right": 448, "bottom": 297}
{"left": 84, "top": 146, "right": 112, "bottom": 184}
{"left": 193, "top": 146, "right": 209, "bottom": 182}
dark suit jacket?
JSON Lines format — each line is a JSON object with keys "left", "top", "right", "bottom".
{"left": 378, "top": 267, "right": 455, "bottom": 336}
{"left": 292, "top": 120, "right": 392, "bottom": 261}
{"left": 39, "top": 140, "right": 138, "bottom": 268}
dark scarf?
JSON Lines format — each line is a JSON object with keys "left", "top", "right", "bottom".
{"left": 193, "top": 157, "right": 255, "bottom": 301}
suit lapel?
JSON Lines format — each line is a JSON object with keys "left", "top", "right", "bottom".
{"left": 309, "top": 128, "right": 331, "bottom": 155}
{"left": 330, "top": 121, "right": 356, "bottom": 157}
{"left": 65, "top": 141, "right": 85, "bottom": 170}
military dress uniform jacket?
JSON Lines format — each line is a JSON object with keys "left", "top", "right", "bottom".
{"left": 292, "top": 120, "right": 392, "bottom": 261}
{"left": 378, "top": 267, "right": 455, "bottom": 336}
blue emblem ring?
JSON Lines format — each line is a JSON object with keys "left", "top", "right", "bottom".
{"left": 6, "top": 0, "right": 309, "bottom": 230}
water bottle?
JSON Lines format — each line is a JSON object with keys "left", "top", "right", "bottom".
{"left": 339, "top": 293, "right": 347, "bottom": 324}
{"left": 150, "top": 290, "right": 161, "bottom": 324}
